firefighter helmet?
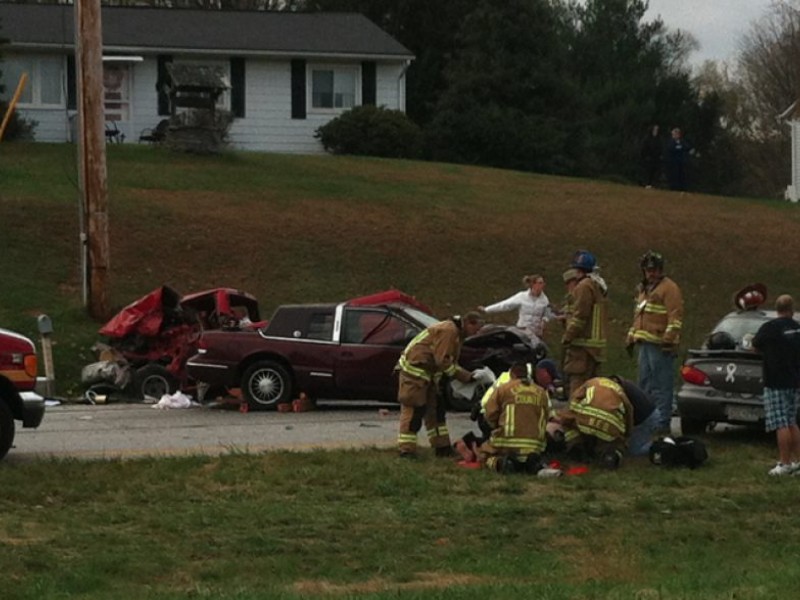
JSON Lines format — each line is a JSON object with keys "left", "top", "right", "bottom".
{"left": 734, "top": 283, "right": 767, "bottom": 311}
{"left": 571, "top": 250, "right": 596, "bottom": 272}
{"left": 640, "top": 250, "right": 665, "bottom": 271}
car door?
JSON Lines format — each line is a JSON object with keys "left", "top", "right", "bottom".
{"left": 335, "top": 307, "right": 418, "bottom": 401}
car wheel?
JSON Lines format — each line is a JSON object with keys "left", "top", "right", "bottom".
{"left": 242, "top": 361, "right": 292, "bottom": 411}
{"left": 0, "top": 400, "right": 16, "bottom": 460}
{"left": 680, "top": 416, "right": 707, "bottom": 436}
{"left": 135, "top": 364, "right": 179, "bottom": 401}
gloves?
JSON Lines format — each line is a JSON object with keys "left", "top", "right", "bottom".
{"left": 471, "top": 367, "right": 495, "bottom": 386}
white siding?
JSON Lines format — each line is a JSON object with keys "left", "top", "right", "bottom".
{"left": 9, "top": 53, "right": 409, "bottom": 154}
{"left": 376, "top": 62, "right": 407, "bottom": 112}
{"left": 15, "top": 107, "right": 71, "bottom": 142}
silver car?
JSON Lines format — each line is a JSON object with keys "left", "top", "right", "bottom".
{"left": 676, "top": 309, "right": 800, "bottom": 434}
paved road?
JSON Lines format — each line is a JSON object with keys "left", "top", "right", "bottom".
{"left": 8, "top": 401, "right": 476, "bottom": 462}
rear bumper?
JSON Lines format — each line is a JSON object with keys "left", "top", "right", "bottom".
{"left": 676, "top": 385, "right": 764, "bottom": 426}
{"left": 19, "top": 392, "right": 45, "bottom": 428}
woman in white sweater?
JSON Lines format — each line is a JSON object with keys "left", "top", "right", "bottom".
{"left": 479, "top": 274, "right": 555, "bottom": 345}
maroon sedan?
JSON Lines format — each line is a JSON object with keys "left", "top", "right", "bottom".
{"left": 186, "top": 291, "right": 545, "bottom": 411}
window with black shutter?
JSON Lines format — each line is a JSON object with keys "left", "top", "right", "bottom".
{"left": 361, "top": 61, "right": 376, "bottom": 106}
{"left": 230, "top": 57, "right": 245, "bottom": 118}
{"left": 291, "top": 59, "right": 306, "bottom": 120}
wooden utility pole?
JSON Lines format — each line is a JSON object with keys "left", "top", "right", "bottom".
{"left": 74, "top": 0, "right": 110, "bottom": 319}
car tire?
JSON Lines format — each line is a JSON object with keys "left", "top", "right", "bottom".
{"left": 0, "top": 400, "right": 16, "bottom": 460}
{"left": 135, "top": 364, "right": 179, "bottom": 401}
{"left": 242, "top": 361, "right": 293, "bottom": 411}
{"left": 680, "top": 416, "right": 707, "bottom": 436}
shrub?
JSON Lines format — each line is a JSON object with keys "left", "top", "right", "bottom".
{"left": 0, "top": 102, "right": 37, "bottom": 141}
{"left": 315, "top": 105, "right": 423, "bottom": 159}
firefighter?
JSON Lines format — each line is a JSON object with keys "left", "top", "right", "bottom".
{"left": 396, "top": 312, "right": 484, "bottom": 458}
{"left": 557, "top": 376, "right": 634, "bottom": 469}
{"left": 625, "top": 250, "right": 684, "bottom": 435}
{"left": 457, "top": 358, "right": 561, "bottom": 464}
{"left": 561, "top": 250, "right": 608, "bottom": 396}
{"left": 479, "top": 362, "right": 553, "bottom": 474}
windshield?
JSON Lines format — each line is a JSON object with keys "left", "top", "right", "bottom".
{"left": 399, "top": 306, "right": 439, "bottom": 328}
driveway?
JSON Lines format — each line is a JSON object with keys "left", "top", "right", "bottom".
{"left": 8, "top": 401, "right": 476, "bottom": 462}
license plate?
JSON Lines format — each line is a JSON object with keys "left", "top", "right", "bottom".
{"left": 726, "top": 405, "right": 762, "bottom": 422}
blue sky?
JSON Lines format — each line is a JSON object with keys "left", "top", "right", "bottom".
{"left": 644, "top": 0, "right": 773, "bottom": 66}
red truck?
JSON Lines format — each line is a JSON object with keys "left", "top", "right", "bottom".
{"left": 0, "top": 327, "right": 46, "bottom": 459}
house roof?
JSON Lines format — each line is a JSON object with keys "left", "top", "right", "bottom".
{"left": 0, "top": 4, "right": 414, "bottom": 60}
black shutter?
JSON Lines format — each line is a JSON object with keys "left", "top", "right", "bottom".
{"left": 361, "top": 61, "right": 376, "bottom": 106}
{"left": 230, "top": 57, "right": 245, "bottom": 118}
{"left": 66, "top": 55, "right": 76, "bottom": 110}
{"left": 157, "top": 55, "right": 172, "bottom": 116}
{"left": 291, "top": 59, "right": 306, "bottom": 120}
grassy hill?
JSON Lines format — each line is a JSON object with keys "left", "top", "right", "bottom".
{"left": 2, "top": 143, "right": 798, "bottom": 395}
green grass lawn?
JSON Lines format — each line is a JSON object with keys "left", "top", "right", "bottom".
{"left": 2, "top": 142, "right": 799, "bottom": 599}
{"left": 1, "top": 429, "right": 797, "bottom": 599}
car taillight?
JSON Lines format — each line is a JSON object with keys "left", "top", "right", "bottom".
{"left": 24, "top": 353, "right": 38, "bottom": 378}
{"left": 197, "top": 337, "right": 208, "bottom": 351}
{"left": 681, "top": 365, "right": 709, "bottom": 386}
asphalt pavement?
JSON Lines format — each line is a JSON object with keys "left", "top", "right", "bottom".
{"left": 7, "top": 400, "right": 476, "bottom": 463}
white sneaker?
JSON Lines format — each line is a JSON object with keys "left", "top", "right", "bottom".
{"left": 791, "top": 462, "right": 800, "bottom": 475}
{"left": 768, "top": 463, "right": 794, "bottom": 476}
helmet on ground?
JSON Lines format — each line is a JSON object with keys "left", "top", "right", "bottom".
{"left": 571, "top": 250, "right": 596, "bottom": 272}
{"left": 640, "top": 250, "right": 665, "bottom": 271}
{"left": 733, "top": 283, "right": 767, "bottom": 311}
{"left": 706, "top": 331, "right": 736, "bottom": 350}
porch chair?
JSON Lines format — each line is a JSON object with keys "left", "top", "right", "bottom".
{"left": 138, "top": 119, "right": 170, "bottom": 144}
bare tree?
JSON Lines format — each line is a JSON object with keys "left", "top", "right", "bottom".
{"left": 732, "top": 0, "right": 800, "bottom": 195}
{"left": 738, "top": 0, "right": 800, "bottom": 139}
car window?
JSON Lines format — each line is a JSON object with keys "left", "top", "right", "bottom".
{"left": 712, "top": 313, "right": 770, "bottom": 345}
{"left": 401, "top": 307, "right": 439, "bottom": 328}
{"left": 307, "top": 312, "right": 335, "bottom": 341}
{"left": 342, "top": 309, "right": 411, "bottom": 345}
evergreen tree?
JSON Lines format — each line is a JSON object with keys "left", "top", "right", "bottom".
{"left": 427, "top": 0, "right": 581, "bottom": 174}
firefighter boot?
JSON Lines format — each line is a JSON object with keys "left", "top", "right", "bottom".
{"left": 499, "top": 455, "right": 523, "bottom": 475}
{"left": 524, "top": 453, "right": 545, "bottom": 475}
{"left": 435, "top": 445, "right": 456, "bottom": 458}
{"left": 599, "top": 449, "right": 622, "bottom": 470}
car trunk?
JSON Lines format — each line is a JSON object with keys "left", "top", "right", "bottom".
{"left": 685, "top": 349, "right": 764, "bottom": 395}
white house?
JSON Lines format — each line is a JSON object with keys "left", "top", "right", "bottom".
{"left": 778, "top": 100, "right": 800, "bottom": 202}
{"left": 0, "top": 3, "right": 414, "bottom": 153}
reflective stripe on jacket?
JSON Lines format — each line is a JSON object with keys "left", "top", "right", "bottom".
{"left": 561, "top": 377, "right": 633, "bottom": 443}
{"left": 484, "top": 378, "right": 550, "bottom": 454}
{"left": 628, "top": 276, "right": 683, "bottom": 345}
{"left": 396, "top": 320, "right": 465, "bottom": 382}
{"left": 564, "top": 276, "right": 608, "bottom": 361}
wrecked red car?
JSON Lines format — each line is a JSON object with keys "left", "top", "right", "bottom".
{"left": 85, "top": 286, "right": 262, "bottom": 399}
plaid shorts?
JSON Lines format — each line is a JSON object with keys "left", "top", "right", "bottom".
{"left": 763, "top": 388, "right": 799, "bottom": 431}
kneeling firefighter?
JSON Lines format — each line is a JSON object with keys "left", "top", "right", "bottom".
{"left": 479, "top": 362, "right": 553, "bottom": 474}
{"left": 396, "top": 312, "right": 484, "bottom": 458}
{"left": 557, "top": 376, "right": 633, "bottom": 469}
